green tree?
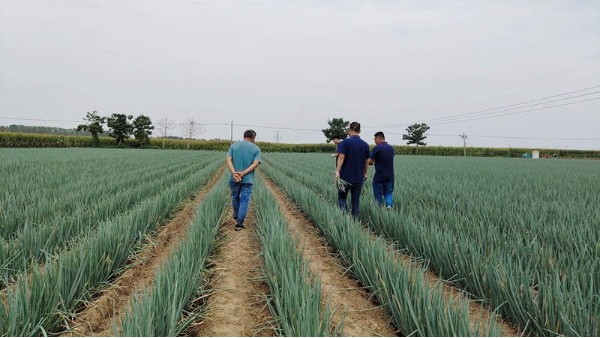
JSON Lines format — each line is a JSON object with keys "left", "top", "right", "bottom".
{"left": 132, "top": 115, "right": 154, "bottom": 147}
{"left": 76, "top": 111, "right": 105, "bottom": 147}
{"left": 402, "top": 123, "right": 430, "bottom": 153}
{"left": 321, "top": 118, "right": 349, "bottom": 143}
{"left": 107, "top": 113, "right": 133, "bottom": 145}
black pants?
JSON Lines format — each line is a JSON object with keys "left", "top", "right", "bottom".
{"left": 337, "top": 182, "right": 363, "bottom": 218}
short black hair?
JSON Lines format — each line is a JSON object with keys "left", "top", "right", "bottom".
{"left": 332, "top": 134, "right": 344, "bottom": 140}
{"left": 244, "top": 129, "right": 256, "bottom": 139}
{"left": 374, "top": 131, "right": 385, "bottom": 139}
{"left": 349, "top": 121, "right": 361, "bottom": 132}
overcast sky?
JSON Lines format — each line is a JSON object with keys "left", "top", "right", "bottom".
{"left": 1, "top": 0, "right": 599, "bottom": 149}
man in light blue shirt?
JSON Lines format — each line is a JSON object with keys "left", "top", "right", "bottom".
{"left": 226, "top": 130, "right": 261, "bottom": 230}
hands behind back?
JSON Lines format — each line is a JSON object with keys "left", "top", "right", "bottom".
{"left": 233, "top": 172, "right": 243, "bottom": 182}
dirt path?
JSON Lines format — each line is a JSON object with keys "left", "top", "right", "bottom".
{"left": 192, "top": 208, "right": 275, "bottom": 337}
{"left": 261, "top": 175, "right": 397, "bottom": 337}
{"left": 63, "top": 167, "right": 225, "bottom": 337}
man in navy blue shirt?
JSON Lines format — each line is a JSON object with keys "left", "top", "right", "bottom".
{"left": 368, "top": 131, "right": 395, "bottom": 208}
{"left": 331, "top": 134, "right": 345, "bottom": 167}
{"left": 335, "top": 122, "right": 370, "bottom": 218}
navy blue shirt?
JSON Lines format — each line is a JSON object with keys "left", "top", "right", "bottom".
{"left": 370, "top": 142, "right": 395, "bottom": 183}
{"left": 338, "top": 135, "right": 370, "bottom": 184}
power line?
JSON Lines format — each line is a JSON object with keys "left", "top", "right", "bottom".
{"left": 365, "top": 84, "right": 600, "bottom": 128}
{"left": 236, "top": 123, "right": 321, "bottom": 132}
{"left": 429, "top": 96, "right": 600, "bottom": 126}
{"left": 423, "top": 85, "right": 600, "bottom": 123}
{"left": 464, "top": 135, "right": 600, "bottom": 141}
{"left": 383, "top": 61, "right": 600, "bottom": 117}
{"left": 363, "top": 131, "right": 600, "bottom": 142}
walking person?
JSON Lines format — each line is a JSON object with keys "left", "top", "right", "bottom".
{"left": 335, "top": 122, "right": 370, "bottom": 218}
{"left": 226, "top": 130, "right": 261, "bottom": 230}
{"left": 368, "top": 131, "right": 395, "bottom": 208}
{"left": 330, "top": 134, "right": 345, "bottom": 166}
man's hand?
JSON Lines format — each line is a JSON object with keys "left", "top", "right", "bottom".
{"left": 334, "top": 171, "right": 340, "bottom": 180}
{"left": 233, "top": 172, "right": 242, "bottom": 182}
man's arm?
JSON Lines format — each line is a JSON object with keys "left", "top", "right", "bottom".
{"left": 239, "top": 160, "right": 260, "bottom": 178}
{"left": 226, "top": 156, "right": 241, "bottom": 182}
{"left": 364, "top": 145, "right": 371, "bottom": 179}
{"left": 335, "top": 154, "right": 345, "bottom": 178}
{"left": 368, "top": 147, "right": 376, "bottom": 165}
{"left": 226, "top": 156, "right": 236, "bottom": 175}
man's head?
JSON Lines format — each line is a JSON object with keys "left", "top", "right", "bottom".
{"left": 349, "top": 122, "right": 361, "bottom": 135}
{"left": 332, "top": 134, "right": 344, "bottom": 145}
{"left": 244, "top": 129, "right": 257, "bottom": 143}
{"left": 374, "top": 131, "right": 385, "bottom": 145}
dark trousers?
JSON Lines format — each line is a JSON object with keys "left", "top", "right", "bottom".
{"left": 338, "top": 182, "right": 363, "bottom": 218}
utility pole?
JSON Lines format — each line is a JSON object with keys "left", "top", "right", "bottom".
{"left": 274, "top": 131, "right": 281, "bottom": 143}
{"left": 459, "top": 133, "right": 468, "bottom": 157}
{"left": 230, "top": 121, "right": 233, "bottom": 143}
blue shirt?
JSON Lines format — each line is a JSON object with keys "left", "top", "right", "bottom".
{"left": 227, "top": 140, "right": 261, "bottom": 184}
{"left": 370, "top": 142, "right": 395, "bottom": 183}
{"left": 338, "top": 135, "right": 370, "bottom": 184}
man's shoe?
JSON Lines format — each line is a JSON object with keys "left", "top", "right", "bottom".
{"left": 235, "top": 223, "right": 245, "bottom": 231}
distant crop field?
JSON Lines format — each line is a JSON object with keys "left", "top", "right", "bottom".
{"left": 0, "top": 149, "right": 598, "bottom": 336}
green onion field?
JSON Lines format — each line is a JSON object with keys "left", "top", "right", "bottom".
{"left": 0, "top": 149, "right": 598, "bottom": 336}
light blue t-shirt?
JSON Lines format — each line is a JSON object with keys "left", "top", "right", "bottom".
{"left": 227, "top": 140, "right": 261, "bottom": 184}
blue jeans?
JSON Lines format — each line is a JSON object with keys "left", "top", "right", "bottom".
{"left": 338, "top": 182, "right": 363, "bottom": 218}
{"left": 373, "top": 180, "right": 394, "bottom": 207}
{"left": 229, "top": 181, "right": 253, "bottom": 225}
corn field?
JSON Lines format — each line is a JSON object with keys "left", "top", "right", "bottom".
{"left": 0, "top": 148, "right": 597, "bottom": 336}
{"left": 2, "top": 131, "right": 600, "bottom": 158}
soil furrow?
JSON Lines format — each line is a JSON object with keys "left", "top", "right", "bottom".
{"left": 62, "top": 166, "right": 225, "bottom": 337}
{"left": 261, "top": 175, "right": 398, "bottom": 337}
{"left": 192, "top": 208, "right": 275, "bottom": 337}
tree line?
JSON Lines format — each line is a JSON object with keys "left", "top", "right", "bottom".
{"left": 322, "top": 118, "right": 430, "bottom": 153}
{"left": 77, "top": 111, "right": 154, "bottom": 147}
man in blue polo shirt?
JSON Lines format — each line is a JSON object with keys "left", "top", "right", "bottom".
{"left": 331, "top": 134, "right": 345, "bottom": 167}
{"left": 226, "top": 130, "right": 261, "bottom": 231}
{"left": 335, "top": 122, "right": 370, "bottom": 218}
{"left": 369, "top": 131, "right": 395, "bottom": 208}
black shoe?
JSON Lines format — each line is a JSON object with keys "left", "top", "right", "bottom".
{"left": 235, "top": 223, "right": 245, "bottom": 231}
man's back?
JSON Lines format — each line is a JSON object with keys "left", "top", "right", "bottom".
{"left": 371, "top": 142, "right": 395, "bottom": 182}
{"left": 338, "top": 136, "right": 369, "bottom": 184}
{"left": 227, "top": 141, "right": 261, "bottom": 184}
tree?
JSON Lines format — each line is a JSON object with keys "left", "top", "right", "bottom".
{"left": 132, "top": 115, "right": 154, "bottom": 147}
{"left": 107, "top": 113, "right": 133, "bottom": 145}
{"left": 321, "top": 118, "right": 349, "bottom": 143}
{"left": 181, "top": 119, "right": 205, "bottom": 149}
{"left": 402, "top": 123, "right": 430, "bottom": 153}
{"left": 156, "top": 117, "right": 176, "bottom": 148}
{"left": 77, "top": 111, "right": 105, "bottom": 147}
